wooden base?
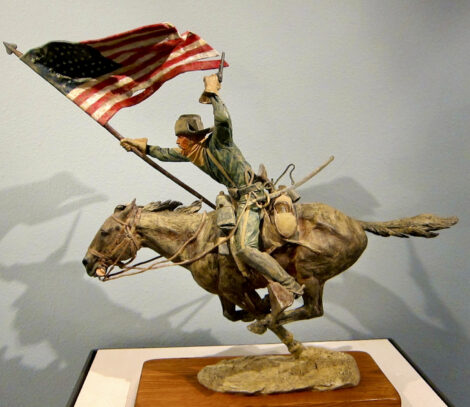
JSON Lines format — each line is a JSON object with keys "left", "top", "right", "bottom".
{"left": 134, "top": 351, "right": 401, "bottom": 406}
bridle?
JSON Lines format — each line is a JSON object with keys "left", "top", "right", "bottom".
{"left": 88, "top": 205, "right": 142, "bottom": 280}
{"left": 86, "top": 197, "right": 254, "bottom": 282}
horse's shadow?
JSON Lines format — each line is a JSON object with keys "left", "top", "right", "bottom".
{"left": 298, "top": 175, "right": 381, "bottom": 218}
{"left": 302, "top": 177, "right": 466, "bottom": 354}
{"left": 297, "top": 177, "right": 466, "bottom": 404}
{"left": 319, "top": 243, "right": 468, "bottom": 406}
{"left": 0, "top": 174, "right": 220, "bottom": 407}
{"left": 1, "top": 174, "right": 464, "bottom": 406}
{"left": 325, "top": 246, "right": 466, "bottom": 343}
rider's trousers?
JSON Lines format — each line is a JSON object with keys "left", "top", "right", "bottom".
{"left": 234, "top": 196, "right": 301, "bottom": 293}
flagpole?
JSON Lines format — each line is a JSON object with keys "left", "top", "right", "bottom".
{"left": 4, "top": 41, "right": 216, "bottom": 209}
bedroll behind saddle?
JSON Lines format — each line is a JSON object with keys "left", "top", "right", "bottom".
{"left": 261, "top": 193, "right": 300, "bottom": 254}
{"left": 272, "top": 193, "right": 297, "bottom": 239}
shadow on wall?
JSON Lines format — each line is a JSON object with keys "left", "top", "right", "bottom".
{"left": 1, "top": 173, "right": 464, "bottom": 406}
{"left": 0, "top": 172, "right": 106, "bottom": 241}
{"left": 299, "top": 176, "right": 381, "bottom": 219}
{"left": 0, "top": 173, "right": 220, "bottom": 407}
{"left": 325, "top": 242, "right": 467, "bottom": 406}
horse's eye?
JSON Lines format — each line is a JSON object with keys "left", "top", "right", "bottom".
{"left": 115, "top": 226, "right": 121, "bottom": 231}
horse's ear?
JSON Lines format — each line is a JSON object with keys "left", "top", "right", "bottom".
{"left": 114, "top": 204, "right": 126, "bottom": 213}
{"left": 115, "top": 199, "right": 137, "bottom": 218}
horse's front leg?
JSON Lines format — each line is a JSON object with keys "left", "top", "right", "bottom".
{"left": 218, "top": 260, "right": 269, "bottom": 322}
{"left": 269, "top": 324, "right": 306, "bottom": 357}
{"left": 246, "top": 313, "right": 305, "bottom": 356}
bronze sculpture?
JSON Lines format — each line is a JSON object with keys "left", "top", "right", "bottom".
{"left": 82, "top": 72, "right": 457, "bottom": 358}
{"left": 82, "top": 68, "right": 458, "bottom": 394}
{"left": 5, "top": 22, "right": 459, "bottom": 394}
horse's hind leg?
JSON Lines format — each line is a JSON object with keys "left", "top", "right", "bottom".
{"left": 276, "top": 275, "right": 324, "bottom": 326}
{"left": 248, "top": 275, "right": 324, "bottom": 333}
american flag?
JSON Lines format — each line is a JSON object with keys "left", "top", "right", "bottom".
{"left": 21, "top": 23, "right": 227, "bottom": 124}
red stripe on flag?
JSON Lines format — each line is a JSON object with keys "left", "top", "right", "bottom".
{"left": 79, "top": 37, "right": 213, "bottom": 116}
{"left": 71, "top": 39, "right": 187, "bottom": 106}
{"left": 97, "top": 59, "right": 223, "bottom": 124}
{"left": 72, "top": 33, "right": 203, "bottom": 107}
{"left": 115, "top": 39, "right": 181, "bottom": 66}
{"left": 82, "top": 23, "right": 176, "bottom": 46}
{"left": 103, "top": 38, "right": 179, "bottom": 62}
{"left": 83, "top": 42, "right": 216, "bottom": 117}
{"left": 90, "top": 28, "right": 177, "bottom": 56}
{"left": 77, "top": 45, "right": 207, "bottom": 115}
{"left": 103, "top": 33, "right": 191, "bottom": 64}
{"left": 66, "top": 23, "right": 228, "bottom": 125}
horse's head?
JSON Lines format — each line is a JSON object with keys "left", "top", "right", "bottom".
{"left": 82, "top": 200, "right": 141, "bottom": 278}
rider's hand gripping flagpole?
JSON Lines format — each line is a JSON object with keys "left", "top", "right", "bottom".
{"left": 4, "top": 31, "right": 220, "bottom": 209}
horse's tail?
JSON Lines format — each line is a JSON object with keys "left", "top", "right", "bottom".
{"left": 358, "top": 214, "right": 458, "bottom": 238}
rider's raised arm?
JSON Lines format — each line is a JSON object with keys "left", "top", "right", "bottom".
{"left": 210, "top": 94, "right": 232, "bottom": 145}
{"left": 200, "top": 74, "right": 232, "bottom": 146}
{"left": 147, "top": 146, "right": 189, "bottom": 162}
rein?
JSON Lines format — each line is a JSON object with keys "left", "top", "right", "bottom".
{"left": 98, "top": 199, "right": 253, "bottom": 282}
{"left": 100, "top": 211, "right": 210, "bottom": 281}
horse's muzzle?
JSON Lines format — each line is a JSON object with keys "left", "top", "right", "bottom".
{"left": 82, "top": 254, "right": 102, "bottom": 277}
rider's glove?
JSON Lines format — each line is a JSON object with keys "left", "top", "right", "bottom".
{"left": 120, "top": 138, "right": 148, "bottom": 154}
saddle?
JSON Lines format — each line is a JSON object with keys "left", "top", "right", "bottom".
{"left": 214, "top": 163, "right": 301, "bottom": 255}
{"left": 214, "top": 190, "right": 300, "bottom": 256}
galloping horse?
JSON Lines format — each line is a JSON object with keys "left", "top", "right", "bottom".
{"left": 82, "top": 199, "right": 457, "bottom": 354}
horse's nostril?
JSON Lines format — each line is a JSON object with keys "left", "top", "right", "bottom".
{"left": 82, "top": 258, "right": 88, "bottom": 267}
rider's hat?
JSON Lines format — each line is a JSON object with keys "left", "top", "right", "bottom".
{"left": 174, "top": 114, "right": 213, "bottom": 137}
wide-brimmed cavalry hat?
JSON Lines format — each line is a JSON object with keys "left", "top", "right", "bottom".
{"left": 174, "top": 114, "right": 213, "bottom": 137}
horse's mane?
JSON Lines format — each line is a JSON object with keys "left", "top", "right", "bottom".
{"left": 142, "top": 200, "right": 202, "bottom": 214}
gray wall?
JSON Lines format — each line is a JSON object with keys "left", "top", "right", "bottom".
{"left": 1, "top": 1, "right": 468, "bottom": 406}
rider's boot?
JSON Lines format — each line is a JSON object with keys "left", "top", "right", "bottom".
{"left": 237, "top": 247, "right": 304, "bottom": 310}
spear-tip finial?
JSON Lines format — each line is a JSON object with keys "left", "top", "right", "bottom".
{"left": 3, "top": 42, "right": 18, "bottom": 55}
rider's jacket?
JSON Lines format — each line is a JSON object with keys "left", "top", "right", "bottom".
{"left": 147, "top": 95, "right": 254, "bottom": 190}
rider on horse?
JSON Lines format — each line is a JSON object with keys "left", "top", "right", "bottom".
{"left": 120, "top": 74, "right": 304, "bottom": 308}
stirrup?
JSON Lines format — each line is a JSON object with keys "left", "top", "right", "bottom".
{"left": 291, "top": 283, "right": 305, "bottom": 298}
{"left": 268, "top": 282, "right": 294, "bottom": 316}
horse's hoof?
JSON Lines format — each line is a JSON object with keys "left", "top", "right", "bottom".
{"left": 289, "top": 342, "right": 306, "bottom": 358}
{"left": 247, "top": 321, "right": 267, "bottom": 335}
{"left": 241, "top": 314, "right": 256, "bottom": 322}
